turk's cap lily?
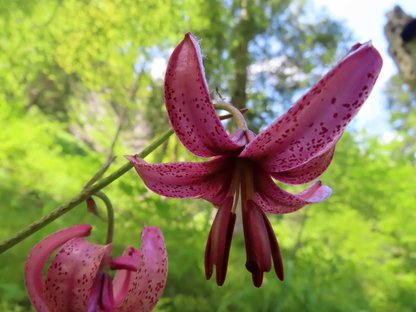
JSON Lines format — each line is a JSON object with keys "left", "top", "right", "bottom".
{"left": 162, "top": 33, "right": 382, "bottom": 171}
{"left": 128, "top": 33, "right": 383, "bottom": 286}
{"left": 129, "top": 32, "right": 383, "bottom": 214}
{"left": 24, "top": 224, "right": 167, "bottom": 312}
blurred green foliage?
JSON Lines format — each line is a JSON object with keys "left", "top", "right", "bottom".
{"left": 385, "top": 74, "right": 416, "bottom": 164}
{"left": 0, "top": 0, "right": 415, "bottom": 311}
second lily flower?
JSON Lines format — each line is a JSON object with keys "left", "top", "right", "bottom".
{"left": 128, "top": 33, "right": 382, "bottom": 287}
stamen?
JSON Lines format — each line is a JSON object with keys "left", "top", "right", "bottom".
{"left": 204, "top": 198, "right": 236, "bottom": 286}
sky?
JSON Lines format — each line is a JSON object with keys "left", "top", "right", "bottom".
{"left": 313, "top": 0, "right": 416, "bottom": 137}
{"left": 149, "top": 1, "right": 416, "bottom": 137}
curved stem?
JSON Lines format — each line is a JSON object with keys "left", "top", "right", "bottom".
{"left": 214, "top": 102, "right": 248, "bottom": 130}
{"left": 0, "top": 111, "right": 244, "bottom": 255}
{"left": 0, "top": 128, "right": 174, "bottom": 255}
{"left": 93, "top": 191, "right": 114, "bottom": 244}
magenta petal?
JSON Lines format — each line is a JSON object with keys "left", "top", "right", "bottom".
{"left": 127, "top": 155, "right": 232, "bottom": 205}
{"left": 111, "top": 247, "right": 141, "bottom": 309}
{"left": 229, "top": 129, "right": 255, "bottom": 146}
{"left": 110, "top": 247, "right": 141, "bottom": 271}
{"left": 24, "top": 224, "right": 92, "bottom": 312}
{"left": 241, "top": 41, "right": 383, "bottom": 172}
{"left": 113, "top": 227, "right": 167, "bottom": 312}
{"left": 43, "top": 238, "right": 110, "bottom": 312}
{"left": 101, "top": 273, "right": 116, "bottom": 311}
{"left": 254, "top": 171, "right": 332, "bottom": 214}
{"left": 87, "top": 272, "right": 103, "bottom": 312}
{"left": 164, "top": 33, "right": 243, "bottom": 157}
{"left": 271, "top": 145, "right": 336, "bottom": 184}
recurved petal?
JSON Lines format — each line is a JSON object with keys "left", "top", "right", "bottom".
{"left": 127, "top": 155, "right": 232, "bottom": 205}
{"left": 241, "top": 41, "right": 383, "bottom": 172}
{"left": 111, "top": 247, "right": 141, "bottom": 309}
{"left": 254, "top": 171, "right": 332, "bottom": 214}
{"left": 271, "top": 145, "right": 336, "bottom": 184}
{"left": 24, "top": 224, "right": 92, "bottom": 312}
{"left": 165, "top": 33, "right": 243, "bottom": 157}
{"left": 43, "top": 238, "right": 110, "bottom": 312}
{"left": 110, "top": 247, "right": 141, "bottom": 271}
{"left": 101, "top": 273, "right": 115, "bottom": 311}
{"left": 87, "top": 272, "right": 103, "bottom": 312}
{"left": 229, "top": 129, "right": 256, "bottom": 146}
{"left": 113, "top": 226, "right": 168, "bottom": 312}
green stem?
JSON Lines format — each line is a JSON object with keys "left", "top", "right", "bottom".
{"left": 93, "top": 191, "right": 114, "bottom": 245}
{"left": 0, "top": 128, "right": 174, "bottom": 254}
{"left": 0, "top": 110, "right": 243, "bottom": 255}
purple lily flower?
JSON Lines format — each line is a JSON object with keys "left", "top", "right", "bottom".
{"left": 128, "top": 33, "right": 382, "bottom": 287}
{"left": 24, "top": 224, "right": 167, "bottom": 311}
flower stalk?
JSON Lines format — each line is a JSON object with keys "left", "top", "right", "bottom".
{"left": 93, "top": 191, "right": 115, "bottom": 244}
{"left": 214, "top": 102, "right": 248, "bottom": 131}
{"left": 0, "top": 128, "right": 172, "bottom": 254}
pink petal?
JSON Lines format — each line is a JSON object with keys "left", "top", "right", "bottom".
{"left": 114, "top": 227, "right": 168, "bottom": 312}
{"left": 87, "top": 272, "right": 103, "bottom": 312}
{"left": 127, "top": 155, "right": 233, "bottom": 205}
{"left": 111, "top": 247, "right": 141, "bottom": 308}
{"left": 43, "top": 238, "right": 110, "bottom": 312}
{"left": 254, "top": 171, "right": 332, "bottom": 214}
{"left": 271, "top": 145, "right": 336, "bottom": 184}
{"left": 110, "top": 247, "right": 141, "bottom": 271}
{"left": 101, "top": 273, "right": 115, "bottom": 311}
{"left": 24, "top": 224, "right": 92, "bottom": 312}
{"left": 165, "top": 32, "right": 243, "bottom": 157}
{"left": 229, "top": 129, "right": 255, "bottom": 146}
{"left": 241, "top": 42, "right": 383, "bottom": 172}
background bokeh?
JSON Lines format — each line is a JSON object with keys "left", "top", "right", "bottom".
{"left": 0, "top": 1, "right": 415, "bottom": 311}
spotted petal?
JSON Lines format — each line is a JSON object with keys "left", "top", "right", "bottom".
{"left": 241, "top": 42, "right": 383, "bottom": 172}
{"left": 254, "top": 171, "right": 332, "bottom": 214}
{"left": 24, "top": 225, "right": 92, "bottom": 312}
{"left": 271, "top": 145, "right": 336, "bottom": 184}
{"left": 165, "top": 32, "right": 243, "bottom": 157}
{"left": 43, "top": 238, "right": 110, "bottom": 312}
{"left": 113, "top": 226, "right": 168, "bottom": 312}
{"left": 127, "top": 155, "right": 233, "bottom": 205}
